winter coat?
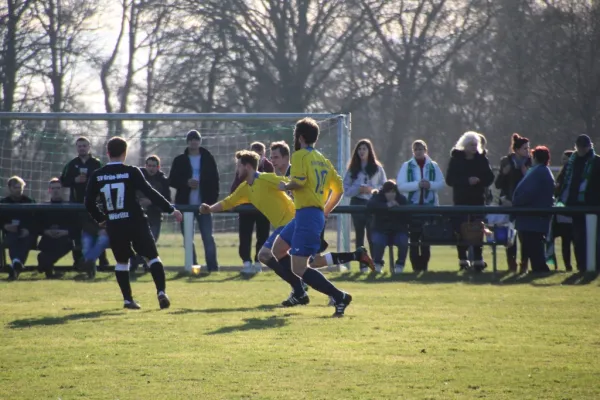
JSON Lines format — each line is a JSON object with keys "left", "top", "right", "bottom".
{"left": 445, "top": 150, "right": 495, "bottom": 205}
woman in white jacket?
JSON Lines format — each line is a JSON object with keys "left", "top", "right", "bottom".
{"left": 396, "top": 140, "right": 445, "bottom": 271}
{"left": 343, "top": 139, "right": 387, "bottom": 273}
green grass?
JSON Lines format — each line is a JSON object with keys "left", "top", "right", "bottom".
{"left": 1, "top": 238, "right": 599, "bottom": 399}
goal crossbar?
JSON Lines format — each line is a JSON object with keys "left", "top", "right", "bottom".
{"left": 0, "top": 112, "right": 346, "bottom": 121}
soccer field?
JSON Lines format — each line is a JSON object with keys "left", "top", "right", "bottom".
{"left": 1, "top": 253, "right": 599, "bottom": 399}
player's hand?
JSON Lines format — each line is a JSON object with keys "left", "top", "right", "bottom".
{"left": 4, "top": 224, "right": 18, "bottom": 233}
{"left": 188, "top": 178, "right": 199, "bottom": 189}
{"left": 98, "top": 221, "right": 107, "bottom": 229}
{"left": 140, "top": 198, "right": 151, "bottom": 207}
{"left": 19, "top": 228, "right": 29, "bottom": 238}
{"left": 199, "top": 203, "right": 211, "bottom": 214}
{"left": 419, "top": 180, "right": 431, "bottom": 189}
{"left": 75, "top": 175, "right": 87, "bottom": 183}
{"left": 359, "top": 185, "right": 373, "bottom": 194}
{"left": 278, "top": 181, "right": 287, "bottom": 191}
{"left": 172, "top": 209, "right": 183, "bottom": 223}
{"left": 468, "top": 177, "right": 480, "bottom": 185}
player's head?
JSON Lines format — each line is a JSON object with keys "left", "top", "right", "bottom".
{"left": 107, "top": 136, "right": 128, "bottom": 161}
{"left": 76, "top": 137, "right": 91, "bottom": 157}
{"left": 186, "top": 130, "right": 202, "bottom": 152}
{"left": 293, "top": 118, "right": 319, "bottom": 150}
{"left": 381, "top": 179, "right": 400, "bottom": 202}
{"left": 235, "top": 150, "right": 260, "bottom": 180}
{"left": 7, "top": 176, "right": 25, "bottom": 198}
{"left": 145, "top": 155, "right": 160, "bottom": 175}
{"left": 270, "top": 141, "right": 290, "bottom": 171}
{"left": 48, "top": 177, "right": 62, "bottom": 201}
{"left": 250, "top": 141, "right": 266, "bottom": 158}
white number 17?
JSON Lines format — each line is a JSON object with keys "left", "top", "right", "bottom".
{"left": 100, "top": 182, "right": 125, "bottom": 211}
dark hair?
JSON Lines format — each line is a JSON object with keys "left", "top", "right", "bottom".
{"left": 511, "top": 133, "right": 530, "bottom": 152}
{"left": 8, "top": 176, "right": 25, "bottom": 188}
{"left": 378, "top": 179, "right": 401, "bottom": 197}
{"left": 348, "top": 138, "right": 381, "bottom": 179}
{"left": 294, "top": 118, "right": 319, "bottom": 145}
{"left": 250, "top": 141, "right": 266, "bottom": 154}
{"left": 235, "top": 150, "right": 260, "bottom": 170}
{"left": 146, "top": 155, "right": 160, "bottom": 165}
{"left": 107, "top": 136, "right": 128, "bottom": 158}
{"left": 270, "top": 141, "right": 290, "bottom": 158}
{"left": 76, "top": 136, "right": 90, "bottom": 145}
{"left": 532, "top": 146, "right": 550, "bottom": 166}
{"left": 563, "top": 150, "right": 574, "bottom": 157}
{"left": 48, "top": 177, "right": 61, "bottom": 186}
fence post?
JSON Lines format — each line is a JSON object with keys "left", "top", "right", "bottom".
{"left": 585, "top": 214, "right": 597, "bottom": 272}
{"left": 183, "top": 212, "right": 195, "bottom": 272}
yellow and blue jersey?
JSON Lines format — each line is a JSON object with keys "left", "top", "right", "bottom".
{"left": 289, "top": 147, "right": 343, "bottom": 210}
{"left": 221, "top": 173, "right": 294, "bottom": 228}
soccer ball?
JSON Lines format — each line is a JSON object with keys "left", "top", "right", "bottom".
{"left": 191, "top": 265, "right": 201, "bottom": 275}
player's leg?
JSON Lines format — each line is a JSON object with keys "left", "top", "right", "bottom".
{"left": 132, "top": 224, "right": 170, "bottom": 309}
{"left": 257, "top": 227, "right": 303, "bottom": 291}
{"left": 309, "top": 248, "right": 375, "bottom": 271}
{"left": 197, "top": 212, "right": 218, "bottom": 272}
{"left": 290, "top": 209, "right": 352, "bottom": 317}
{"left": 238, "top": 213, "right": 254, "bottom": 273}
{"left": 107, "top": 227, "right": 140, "bottom": 309}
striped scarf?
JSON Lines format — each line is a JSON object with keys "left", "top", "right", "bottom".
{"left": 407, "top": 159, "right": 436, "bottom": 205}
{"left": 560, "top": 149, "right": 595, "bottom": 204}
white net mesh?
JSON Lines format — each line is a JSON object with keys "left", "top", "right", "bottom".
{"left": 0, "top": 114, "right": 349, "bottom": 267}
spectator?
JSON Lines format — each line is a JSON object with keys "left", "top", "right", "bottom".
{"left": 229, "top": 142, "right": 273, "bottom": 274}
{"left": 551, "top": 150, "right": 574, "bottom": 271}
{"left": 270, "top": 141, "right": 291, "bottom": 176}
{"left": 479, "top": 134, "right": 494, "bottom": 205}
{"left": 80, "top": 205, "right": 110, "bottom": 276}
{"left": 60, "top": 137, "right": 109, "bottom": 269}
{"left": 343, "top": 139, "right": 386, "bottom": 273}
{"left": 445, "top": 131, "right": 495, "bottom": 272}
{"left": 494, "top": 133, "right": 532, "bottom": 272}
{"left": 37, "top": 179, "right": 78, "bottom": 279}
{"left": 169, "top": 130, "right": 219, "bottom": 272}
{"left": 557, "top": 134, "right": 600, "bottom": 272}
{"left": 1, "top": 176, "right": 35, "bottom": 280}
{"left": 130, "top": 155, "right": 172, "bottom": 276}
{"left": 512, "top": 146, "right": 554, "bottom": 273}
{"left": 397, "top": 139, "right": 445, "bottom": 272}
{"left": 367, "top": 180, "right": 409, "bottom": 273}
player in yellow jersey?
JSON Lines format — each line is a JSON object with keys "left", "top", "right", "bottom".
{"left": 273, "top": 118, "right": 354, "bottom": 317}
{"left": 200, "top": 150, "right": 373, "bottom": 307}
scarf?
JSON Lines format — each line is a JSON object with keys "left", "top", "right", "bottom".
{"left": 560, "top": 149, "right": 595, "bottom": 203}
{"left": 406, "top": 158, "right": 436, "bottom": 205}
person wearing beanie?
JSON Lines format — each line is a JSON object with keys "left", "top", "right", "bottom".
{"left": 557, "top": 134, "right": 600, "bottom": 272}
{"left": 168, "top": 129, "right": 220, "bottom": 272}
{"left": 494, "top": 133, "right": 532, "bottom": 272}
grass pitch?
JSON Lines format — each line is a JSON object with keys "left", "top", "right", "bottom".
{"left": 1, "top": 232, "right": 599, "bottom": 399}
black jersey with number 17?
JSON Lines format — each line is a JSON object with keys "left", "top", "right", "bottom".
{"left": 84, "top": 162, "right": 174, "bottom": 225}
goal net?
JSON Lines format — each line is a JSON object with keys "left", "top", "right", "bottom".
{"left": 0, "top": 113, "right": 351, "bottom": 268}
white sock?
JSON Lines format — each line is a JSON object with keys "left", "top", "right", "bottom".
{"left": 325, "top": 253, "right": 333, "bottom": 266}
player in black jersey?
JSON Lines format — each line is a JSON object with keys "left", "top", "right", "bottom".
{"left": 85, "top": 137, "right": 182, "bottom": 310}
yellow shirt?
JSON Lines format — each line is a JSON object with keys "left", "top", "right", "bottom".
{"left": 221, "top": 173, "right": 295, "bottom": 228}
{"left": 289, "top": 147, "right": 343, "bottom": 209}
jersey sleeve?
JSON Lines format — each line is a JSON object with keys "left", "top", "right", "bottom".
{"left": 290, "top": 151, "right": 308, "bottom": 186}
{"left": 132, "top": 167, "right": 174, "bottom": 214}
{"left": 84, "top": 171, "right": 104, "bottom": 223}
{"left": 221, "top": 183, "right": 250, "bottom": 210}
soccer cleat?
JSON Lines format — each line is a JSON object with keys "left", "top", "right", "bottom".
{"left": 282, "top": 292, "right": 310, "bottom": 307}
{"left": 374, "top": 264, "right": 383, "bottom": 274}
{"left": 85, "top": 260, "right": 96, "bottom": 280}
{"left": 359, "top": 266, "right": 369, "bottom": 274}
{"left": 355, "top": 247, "right": 375, "bottom": 272}
{"left": 394, "top": 265, "right": 404, "bottom": 274}
{"left": 13, "top": 260, "right": 24, "bottom": 280}
{"left": 241, "top": 261, "right": 253, "bottom": 274}
{"left": 332, "top": 293, "right": 353, "bottom": 317}
{"left": 158, "top": 292, "right": 171, "bottom": 309}
{"left": 253, "top": 262, "right": 263, "bottom": 274}
{"left": 123, "top": 300, "right": 141, "bottom": 310}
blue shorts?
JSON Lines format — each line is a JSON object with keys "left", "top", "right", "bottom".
{"left": 279, "top": 208, "right": 325, "bottom": 257}
{"left": 263, "top": 226, "right": 284, "bottom": 250}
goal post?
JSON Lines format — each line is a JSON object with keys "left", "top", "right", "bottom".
{"left": 0, "top": 112, "right": 352, "bottom": 270}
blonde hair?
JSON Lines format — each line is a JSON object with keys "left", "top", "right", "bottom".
{"left": 454, "top": 131, "right": 483, "bottom": 153}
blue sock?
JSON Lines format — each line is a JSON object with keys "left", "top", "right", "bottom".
{"left": 302, "top": 268, "right": 343, "bottom": 301}
{"left": 278, "top": 255, "right": 306, "bottom": 296}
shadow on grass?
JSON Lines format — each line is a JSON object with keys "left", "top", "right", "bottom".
{"left": 6, "top": 310, "right": 122, "bottom": 329}
{"left": 328, "top": 270, "right": 599, "bottom": 286}
{"left": 170, "top": 272, "right": 258, "bottom": 283}
{"left": 169, "top": 304, "right": 281, "bottom": 315}
{"left": 206, "top": 315, "right": 288, "bottom": 335}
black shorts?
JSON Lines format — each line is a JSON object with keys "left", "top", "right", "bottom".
{"left": 107, "top": 220, "right": 158, "bottom": 263}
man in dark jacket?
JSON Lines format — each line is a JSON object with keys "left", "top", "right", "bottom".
{"left": 558, "top": 134, "right": 600, "bottom": 271}
{"left": 169, "top": 130, "right": 219, "bottom": 271}
{"left": 230, "top": 141, "right": 274, "bottom": 274}
{"left": 1, "top": 176, "right": 35, "bottom": 280}
{"left": 60, "top": 136, "right": 109, "bottom": 269}
{"left": 37, "top": 179, "right": 79, "bottom": 279}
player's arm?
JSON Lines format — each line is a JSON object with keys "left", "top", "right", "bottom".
{"left": 132, "top": 167, "right": 175, "bottom": 214}
{"left": 323, "top": 162, "right": 344, "bottom": 217}
{"left": 281, "top": 153, "right": 307, "bottom": 191}
{"left": 200, "top": 184, "right": 249, "bottom": 214}
{"left": 84, "top": 172, "right": 105, "bottom": 223}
